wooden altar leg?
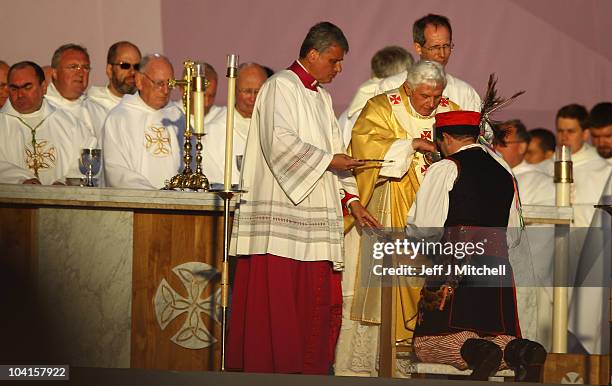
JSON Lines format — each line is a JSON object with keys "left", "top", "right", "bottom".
{"left": 379, "top": 284, "right": 397, "bottom": 377}
{"left": 0, "top": 206, "right": 37, "bottom": 277}
{"left": 131, "top": 210, "right": 225, "bottom": 371}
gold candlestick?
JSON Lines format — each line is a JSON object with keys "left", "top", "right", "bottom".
{"left": 219, "top": 53, "right": 240, "bottom": 372}
{"left": 166, "top": 60, "right": 195, "bottom": 190}
{"left": 190, "top": 133, "right": 209, "bottom": 191}
{"left": 187, "top": 63, "right": 209, "bottom": 191}
{"left": 165, "top": 60, "right": 210, "bottom": 191}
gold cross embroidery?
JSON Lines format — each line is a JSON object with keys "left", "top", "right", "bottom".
{"left": 24, "top": 139, "right": 56, "bottom": 176}
{"left": 145, "top": 126, "right": 171, "bottom": 157}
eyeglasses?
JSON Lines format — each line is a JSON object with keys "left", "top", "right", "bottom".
{"left": 142, "top": 72, "right": 172, "bottom": 89}
{"left": 111, "top": 62, "right": 140, "bottom": 71}
{"left": 64, "top": 64, "right": 91, "bottom": 72}
{"left": 422, "top": 43, "right": 455, "bottom": 53}
{"left": 237, "top": 88, "right": 260, "bottom": 97}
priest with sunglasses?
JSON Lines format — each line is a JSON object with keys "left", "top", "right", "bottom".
{"left": 88, "top": 41, "right": 142, "bottom": 112}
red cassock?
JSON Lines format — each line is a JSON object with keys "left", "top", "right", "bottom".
{"left": 226, "top": 254, "right": 342, "bottom": 374}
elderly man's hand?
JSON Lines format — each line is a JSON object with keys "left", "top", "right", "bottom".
{"left": 412, "top": 138, "right": 437, "bottom": 154}
{"left": 22, "top": 178, "right": 41, "bottom": 185}
{"left": 328, "top": 154, "right": 365, "bottom": 172}
{"left": 349, "top": 201, "right": 382, "bottom": 228}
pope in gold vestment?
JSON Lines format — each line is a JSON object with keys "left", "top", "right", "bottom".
{"left": 335, "top": 84, "right": 458, "bottom": 376}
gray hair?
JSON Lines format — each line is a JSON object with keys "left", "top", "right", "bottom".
{"left": 371, "top": 46, "right": 414, "bottom": 78}
{"left": 299, "top": 21, "right": 349, "bottom": 58}
{"left": 405, "top": 60, "right": 446, "bottom": 89}
{"left": 139, "top": 53, "right": 172, "bottom": 73}
{"left": 51, "top": 43, "right": 89, "bottom": 68}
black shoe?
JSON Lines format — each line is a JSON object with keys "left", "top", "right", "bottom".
{"left": 504, "top": 338, "right": 547, "bottom": 382}
{"left": 460, "top": 338, "right": 503, "bottom": 381}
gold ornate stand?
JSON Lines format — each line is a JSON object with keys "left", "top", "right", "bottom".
{"left": 213, "top": 54, "right": 240, "bottom": 372}
{"left": 165, "top": 60, "right": 209, "bottom": 191}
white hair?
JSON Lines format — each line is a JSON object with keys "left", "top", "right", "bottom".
{"left": 405, "top": 60, "right": 447, "bottom": 89}
{"left": 139, "top": 53, "right": 172, "bottom": 73}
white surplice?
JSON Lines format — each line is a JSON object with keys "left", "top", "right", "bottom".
{"left": 204, "top": 105, "right": 226, "bottom": 127}
{"left": 87, "top": 85, "right": 123, "bottom": 112}
{"left": 513, "top": 161, "right": 555, "bottom": 206}
{"left": 513, "top": 160, "right": 556, "bottom": 349}
{"left": 561, "top": 144, "right": 612, "bottom": 354}
{"left": 569, "top": 144, "right": 611, "bottom": 229}
{"left": 338, "top": 77, "right": 381, "bottom": 149}
{"left": 532, "top": 157, "right": 554, "bottom": 176}
{"left": 171, "top": 101, "right": 226, "bottom": 127}
{"left": 103, "top": 93, "right": 183, "bottom": 189}
{"left": 377, "top": 71, "right": 481, "bottom": 112}
{"left": 202, "top": 108, "right": 246, "bottom": 186}
{"left": 230, "top": 66, "right": 358, "bottom": 268}
{"left": 0, "top": 99, "right": 96, "bottom": 184}
{"left": 45, "top": 82, "right": 108, "bottom": 141}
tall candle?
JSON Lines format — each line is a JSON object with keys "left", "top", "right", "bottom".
{"left": 224, "top": 54, "right": 239, "bottom": 190}
{"left": 192, "top": 63, "right": 206, "bottom": 135}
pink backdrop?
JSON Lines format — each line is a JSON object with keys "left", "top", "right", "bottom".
{"left": 161, "top": 0, "right": 612, "bottom": 130}
{"left": 1, "top": 1, "right": 609, "bottom": 131}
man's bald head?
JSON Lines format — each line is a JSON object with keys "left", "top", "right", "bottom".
{"left": 236, "top": 63, "right": 268, "bottom": 118}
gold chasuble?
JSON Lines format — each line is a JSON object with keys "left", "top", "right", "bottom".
{"left": 346, "top": 85, "right": 458, "bottom": 344}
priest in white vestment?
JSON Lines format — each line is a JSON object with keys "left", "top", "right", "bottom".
{"left": 494, "top": 120, "right": 555, "bottom": 350}
{"left": 227, "top": 22, "right": 379, "bottom": 375}
{"left": 548, "top": 104, "right": 612, "bottom": 354}
{"left": 103, "top": 54, "right": 183, "bottom": 190}
{"left": 46, "top": 44, "right": 107, "bottom": 141}
{"left": 566, "top": 144, "right": 611, "bottom": 354}
{"left": 203, "top": 63, "right": 268, "bottom": 185}
{"left": 338, "top": 46, "right": 413, "bottom": 148}
{"left": 377, "top": 14, "right": 481, "bottom": 113}
{"left": 588, "top": 102, "right": 612, "bottom": 164}
{"left": 524, "top": 128, "right": 556, "bottom": 172}
{"left": 88, "top": 41, "right": 142, "bottom": 112}
{"left": 0, "top": 61, "right": 95, "bottom": 185}
{"left": 551, "top": 105, "right": 611, "bottom": 241}
{"left": 0, "top": 61, "right": 8, "bottom": 109}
